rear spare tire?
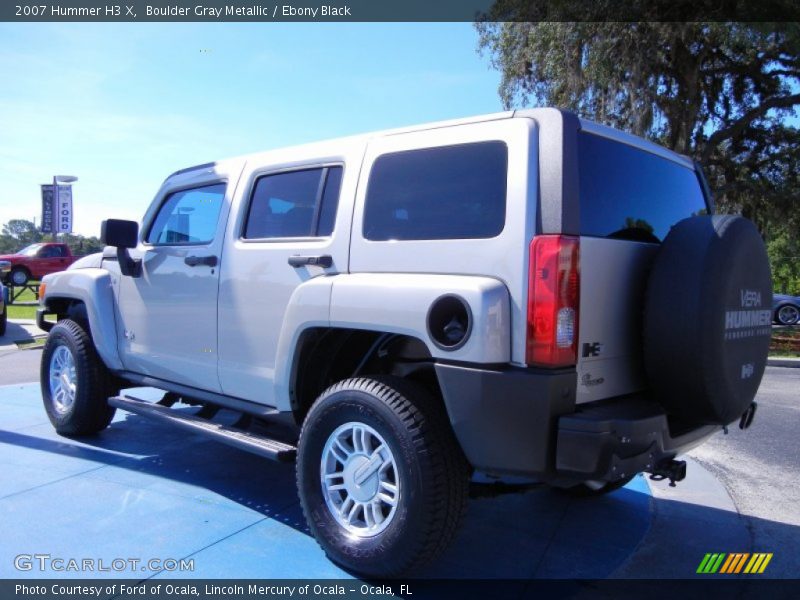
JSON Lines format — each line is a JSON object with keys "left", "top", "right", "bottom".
{"left": 644, "top": 215, "right": 771, "bottom": 426}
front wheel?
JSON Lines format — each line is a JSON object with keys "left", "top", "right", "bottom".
{"left": 297, "top": 377, "right": 469, "bottom": 577}
{"left": 10, "top": 267, "right": 30, "bottom": 287}
{"left": 41, "top": 319, "right": 117, "bottom": 436}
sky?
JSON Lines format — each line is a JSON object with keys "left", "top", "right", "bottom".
{"left": 0, "top": 23, "right": 502, "bottom": 237}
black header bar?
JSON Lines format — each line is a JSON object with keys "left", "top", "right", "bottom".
{"left": 3, "top": 0, "right": 800, "bottom": 23}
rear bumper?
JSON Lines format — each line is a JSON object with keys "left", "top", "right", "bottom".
{"left": 555, "top": 398, "right": 717, "bottom": 482}
{"left": 435, "top": 363, "right": 718, "bottom": 481}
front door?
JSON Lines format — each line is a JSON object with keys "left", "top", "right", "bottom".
{"left": 116, "top": 161, "right": 244, "bottom": 392}
{"left": 37, "top": 245, "right": 71, "bottom": 277}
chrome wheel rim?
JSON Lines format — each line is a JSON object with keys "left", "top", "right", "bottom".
{"left": 778, "top": 305, "right": 799, "bottom": 325}
{"left": 320, "top": 422, "right": 400, "bottom": 537}
{"left": 49, "top": 345, "right": 77, "bottom": 414}
{"left": 11, "top": 270, "right": 27, "bottom": 285}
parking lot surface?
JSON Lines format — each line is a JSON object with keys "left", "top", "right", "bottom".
{"left": 0, "top": 367, "right": 797, "bottom": 579}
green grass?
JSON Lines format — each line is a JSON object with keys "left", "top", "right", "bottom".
{"left": 5, "top": 284, "right": 39, "bottom": 320}
{"left": 768, "top": 350, "right": 800, "bottom": 358}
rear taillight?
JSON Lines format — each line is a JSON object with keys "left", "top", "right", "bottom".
{"left": 526, "top": 235, "right": 580, "bottom": 367}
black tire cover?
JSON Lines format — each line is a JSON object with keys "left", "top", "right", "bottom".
{"left": 644, "top": 215, "right": 772, "bottom": 425}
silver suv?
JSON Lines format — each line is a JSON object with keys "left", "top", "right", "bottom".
{"left": 37, "top": 109, "right": 772, "bottom": 576}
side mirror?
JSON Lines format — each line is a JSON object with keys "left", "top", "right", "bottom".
{"left": 101, "top": 219, "right": 139, "bottom": 248}
{"left": 100, "top": 219, "right": 141, "bottom": 277}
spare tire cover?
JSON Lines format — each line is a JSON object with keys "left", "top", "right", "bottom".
{"left": 644, "top": 215, "right": 772, "bottom": 425}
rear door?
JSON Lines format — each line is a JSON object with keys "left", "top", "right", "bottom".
{"left": 217, "top": 148, "right": 356, "bottom": 406}
{"left": 575, "top": 127, "right": 709, "bottom": 403}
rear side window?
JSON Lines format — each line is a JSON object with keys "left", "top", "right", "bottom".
{"left": 363, "top": 141, "right": 507, "bottom": 241}
{"left": 147, "top": 183, "right": 226, "bottom": 245}
{"left": 244, "top": 167, "right": 342, "bottom": 239}
{"left": 578, "top": 133, "right": 707, "bottom": 242}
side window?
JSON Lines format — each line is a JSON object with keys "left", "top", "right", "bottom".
{"left": 147, "top": 183, "right": 226, "bottom": 245}
{"left": 39, "top": 246, "right": 58, "bottom": 258}
{"left": 363, "top": 141, "right": 508, "bottom": 241}
{"left": 243, "top": 166, "right": 343, "bottom": 239}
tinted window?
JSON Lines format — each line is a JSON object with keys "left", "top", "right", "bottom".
{"left": 39, "top": 246, "right": 60, "bottom": 258}
{"left": 363, "top": 142, "right": 507, "bottom": 241}
{"left": 578, "top": 133, "right": 707, "bottom": 242}
{"left": 244, "top": 167, "right": 342, "bottom": 239}
{"left": 147, "top": 183, "right": 226, "bottom": 244}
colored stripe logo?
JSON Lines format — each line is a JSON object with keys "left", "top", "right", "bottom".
{"left": 697, "top": 553, "right": 773, "bottom": 574}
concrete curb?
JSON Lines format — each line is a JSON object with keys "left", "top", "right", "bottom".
{"left": 8, "top": 318, "right": 37, "bottom": 325}
{"left": 767, "top": 357, "right": 800, "bottom": 368}
{"left": 0, "top": 319, "right": 45, "bottom": 353}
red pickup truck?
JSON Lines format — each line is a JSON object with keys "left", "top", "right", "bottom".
{"left": 0, "top": 243, "right": 80, "bottom": 286}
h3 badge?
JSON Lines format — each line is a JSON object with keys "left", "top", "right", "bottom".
{"left": 582, "top": 342, "right": 603, "bottom": 358}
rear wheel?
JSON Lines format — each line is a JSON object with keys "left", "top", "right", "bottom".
{"left": 775, "top": 304, "right": 800, "bottom": 326}
{"left": 41, "top": 319, "right": 117, "bottom": 435}
{"left": 297, "top": 376, "right": 469, "bottom": 577}
{"left": 0, "top": 304, "right": 6, "bottom": 336}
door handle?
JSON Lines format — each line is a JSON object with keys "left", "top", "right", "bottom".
{"left": 185, "top": 255, "right": 218, "bottom": 267}
{"left": 288, "top": 255, "right": 333, "bottom": 268}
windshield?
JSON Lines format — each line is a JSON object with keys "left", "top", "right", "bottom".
{"left": 16, "top": 244, "right": 43, "bottom": 256}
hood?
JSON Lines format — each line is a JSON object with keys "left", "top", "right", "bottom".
{"left": 68, "top": 252, "right": 104, "bottom": 270}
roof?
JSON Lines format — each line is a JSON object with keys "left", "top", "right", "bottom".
{"left": 167, "top": 108, "right": 694, "bottom": 179}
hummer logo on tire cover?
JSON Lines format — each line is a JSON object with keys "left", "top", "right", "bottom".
{"left": 724, "top": 288, "right": 772, "bottom": 341}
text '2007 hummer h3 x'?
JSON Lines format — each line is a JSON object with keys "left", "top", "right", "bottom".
{"left": 37, "top": 109, "right": 771, "bottom": 577}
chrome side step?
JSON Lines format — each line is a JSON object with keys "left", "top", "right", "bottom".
{"left": 108, "top": 395, "right": 296, "bottom": 463}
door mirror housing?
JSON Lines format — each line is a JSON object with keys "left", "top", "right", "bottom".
{"left": 101, "top": 219, "right": 141, "bottom": 277}
{"left": 101, "top": 219, "right": 139, "bottom": 249}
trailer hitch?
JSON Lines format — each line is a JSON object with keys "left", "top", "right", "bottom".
{"left": 648, "top": 459, "right": 687, "bottom": 487}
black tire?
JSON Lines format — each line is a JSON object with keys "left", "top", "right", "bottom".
{"left": 40, "top": 319, "right": 117, "bottom": 436}
{"left": 557, "top": 475, "right": 635, "bottom": 498}
{"left": 644, "top": 215, "right": 772, "bottom": 425}
{"left": 297, "top": 376, "right": 469, "bottom": 577}
{"left": 774, "top": 303, "right": 800, "bottom": 326}
{"left": 0, "top": 305, "right": 6, "bottom": 336}
{"left": 10, "top": 267, "right": 30, "bottom": 287}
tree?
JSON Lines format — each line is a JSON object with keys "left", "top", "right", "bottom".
{"left": 0, "top": 219, "right": 43, "bottom": 253}
{"left": 475, "top": 21, "right": 800, "bottom": 229}
{"left": 768, "top": 223, "right": 800, "bottom": 296}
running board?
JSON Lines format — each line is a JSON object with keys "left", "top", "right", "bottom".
{"left": 108, "top": 395, "right": 297, "bottom": 463}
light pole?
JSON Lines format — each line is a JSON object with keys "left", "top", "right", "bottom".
{"left": 52, "top": 175, "right": 78, "bottom": 241}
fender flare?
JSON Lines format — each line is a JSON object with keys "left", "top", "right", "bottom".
{"left": 41, "top": 268, "right": 122, "bottom": 371}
